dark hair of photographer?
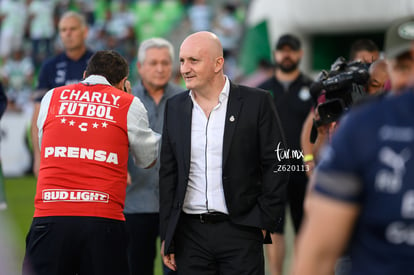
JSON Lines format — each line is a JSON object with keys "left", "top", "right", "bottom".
{"left": 349, "top": 39, "right": 380, "bottom": 64}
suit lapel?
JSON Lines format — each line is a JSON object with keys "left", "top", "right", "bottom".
{"left": 223, "top": 82, "right": 243, "bottom": 167}
{"left": 180, "top": 94, "right": 193, "bottom": 175}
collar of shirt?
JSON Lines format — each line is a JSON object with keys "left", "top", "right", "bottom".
{"left": 188, "top": 76, "right": 230, "bottom": 105}
{"left": 81, "top": 75, "right": 112, "bottom": 86}
{"left": 140, "top": 81, "right": 172, "bottom": 102}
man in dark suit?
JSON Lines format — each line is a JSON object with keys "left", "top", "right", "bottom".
{"left": 159, "top": 31, "right": 288, "bottom": 275}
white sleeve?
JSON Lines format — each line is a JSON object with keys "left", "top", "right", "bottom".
{"left": 37, "top": 89, "right": 54, "bottom": 149}
{"left": 127, "top": 97, "right": 161, "bottom": 168}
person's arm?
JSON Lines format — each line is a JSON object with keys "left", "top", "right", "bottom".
{"left": 292, "top": 192, "right": 359, "bottom": 275}
{"left": 300, "top": 110, "right": 315, "bottom": 177}
{"left": 312, "top": 124, "right": 333, "bottom": 161}
{"left": 311, "top": 107, "right": 336, "bottom": 163}
{"left": 127, "top": 97, "right": 160, "bottom": 168}
{"left": 161, "top": 240, "right": 177, "bottom": 271}
{"left": 258, "top": 91, "right": 289, "bottom": 232}
{"left": 159, "top": 99, "right": 178, "bottom": 271}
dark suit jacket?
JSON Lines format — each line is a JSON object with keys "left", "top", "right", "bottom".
{"left": 159, "top": 81, "right": 288, "bottom": 253}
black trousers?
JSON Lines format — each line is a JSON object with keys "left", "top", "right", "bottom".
{"left": 125, "top": 213, "right": 176, "bottom": 275}
{"left": 174, "top": 214, "right": 264, "bottom": 275}
{"left": 287, "top": 174, "right": 308, "bottom": 233}
{"left": 125, "top": 213, "right": 159, "bottom": 275}
{"left": 275, "top": 172, "right": 308, "bottom": 234}
{"left": 23, "top": 216, "right": 129, "bottom": 275}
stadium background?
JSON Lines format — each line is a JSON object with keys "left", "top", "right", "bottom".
{"left": 1, "top": 0, "right": 414, "bottom": 274}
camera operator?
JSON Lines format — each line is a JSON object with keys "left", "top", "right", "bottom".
{"left": 301, "top": 39, "right": 380, "bottom": 169}
{"left": 310, "top": 57, "right": 389, "bottom": 165}
{"left": 301, "top": 41, "right": 384, "bottom": 275}
{"left": 292, "top": 16, "right": 414, "bottom": 275}
{"left": 310, "top": 57, "right": 370, "bottom": 155}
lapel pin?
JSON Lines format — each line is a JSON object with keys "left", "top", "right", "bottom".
{"left": 229, "top": 115, "right": 235, "bottom": 122}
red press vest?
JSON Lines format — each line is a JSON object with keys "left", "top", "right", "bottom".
{"left": 34, "top": 83, "right": 135, "bottom": 220}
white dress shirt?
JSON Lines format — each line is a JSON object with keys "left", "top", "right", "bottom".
{"left": 183, "top": 77, "right": 230, "bottom": 214}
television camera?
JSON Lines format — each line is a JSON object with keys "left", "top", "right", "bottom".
{"left": 310, "top": 57, "right": 370, "bottom": 128}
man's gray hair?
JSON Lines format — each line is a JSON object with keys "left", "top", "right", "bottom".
{"left": 59, "top": 10, "right": 87, "bottom": 28}
{"left": 137, "top": 38, "right": 174, "bottom": 64}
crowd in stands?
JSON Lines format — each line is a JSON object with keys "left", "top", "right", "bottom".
{"left": 0, "top": 0, "right": 246, "bottom": 113}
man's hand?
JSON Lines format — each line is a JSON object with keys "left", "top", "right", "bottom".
{"left": 161, "top": 240, "right": 177, "bottom": 271}
{"left": 127, "top": 172, "right": 131, "bottom": 185}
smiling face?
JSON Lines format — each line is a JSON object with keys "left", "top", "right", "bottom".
{"left": 179, "top": 32, "right": 224, "bottom": 92}
{"left": 138, "top": 47, "right": 173, "bottom": 90}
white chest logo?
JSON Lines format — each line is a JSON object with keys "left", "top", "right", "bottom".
{"left": 298, "top": 87, "right": 311, "bottom": 101}
{"left": 375, "top": 147, "right": 410, "bottom": 193}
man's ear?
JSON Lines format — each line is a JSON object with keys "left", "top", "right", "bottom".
{"left": 123, "top": 78, "right": 132, "bottom": 94}
{"left": 113, "top": 77, "right": 124, "bottom": 90}
{"left": 215, "top": 56, "right": 224, "bottom": 73}
{"left": 115, "top": 77, "right": 130, "bottom": 93}
{"left": 122, "top": 77, "right": 127, "bottom": 91}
